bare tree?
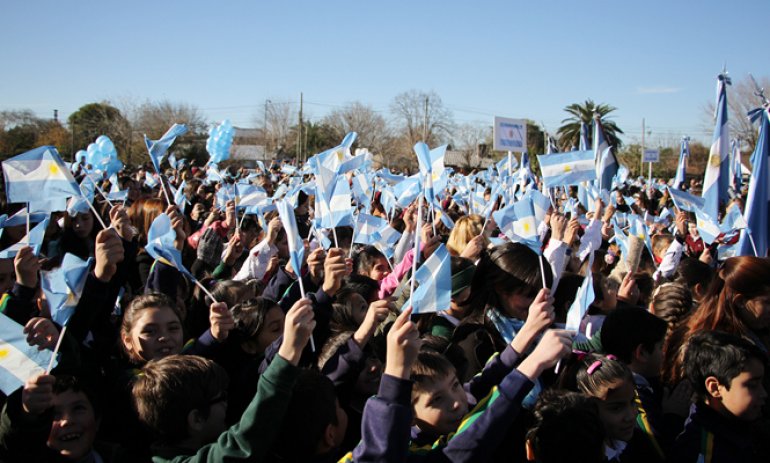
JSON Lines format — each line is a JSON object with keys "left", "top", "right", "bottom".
{"left": 322, "top": 101, "right": 396, "bottom": 161}
{"left": 703, "top": 75, "right": 769, "bottom": 152}
{"left": 390, "top": 90, "right": 454, "bottom": 153}
{"left": 255, "top": 101, "right": 298, "bottom": 156}
{"left": 132, "top": 100, "right": 207, "bottom": 137}
{"left": 453, "top": 123, "right": 490, "bottom": 169}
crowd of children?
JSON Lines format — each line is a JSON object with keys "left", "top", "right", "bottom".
{"left": 0, "top": 154, "right": 768, "bottom": 463}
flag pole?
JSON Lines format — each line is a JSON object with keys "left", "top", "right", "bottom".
{"left": 46, "top": 325, "right": 67, "bottom": 374}
{"left": 747, "top": 229, "right": 759, "bottom": 257}
{"left": 409, "top": 193, "right": 424, "bottom": 310}
{"left": 25, "top": 203, "right": 30, "bottom": 246}
{"left": 83, "top": 194, "right": 109, "bottom": 230}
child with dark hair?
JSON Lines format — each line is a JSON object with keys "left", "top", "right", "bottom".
{"left": 0, "top": 374, "right": 113, "bottom": 462}
{"left": 132, "top": 297, "right": 315, "bottom": 462}
{"left": 210, "top": 297, "right": 286, "bottom": 423}
{"left": 601, "top": 308, "right": 678, "bottom": 457}
{"left": 406, "top": 328, "right": 572, "bottom": 460}
{"left": 673, "top": 256, "right": 714, "bottom": 304}
{"left": 525, "top": 390, "right": 605, "bottom": 463}
{"left": 670, "top": 331, "right": 768, "bottom": 462}
{"left": 560, "top": 353, "right": 664, "bottom": 462}
{"left": 353, "top": 245, "right": 391, "bottom": 282}
{"left": 317, "top": 297, "right": 390, "bottom": 451}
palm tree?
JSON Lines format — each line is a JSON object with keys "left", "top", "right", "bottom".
{"left": 556, "top": 99, "right": 624, "bottom": 151}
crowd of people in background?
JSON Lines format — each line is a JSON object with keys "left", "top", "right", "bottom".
{"left": 0, "top": 145, "right": 767, "bottom": 463}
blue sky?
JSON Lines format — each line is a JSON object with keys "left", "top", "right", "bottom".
{"left": 1, "top": 0, "right": 767, "bottom": 146}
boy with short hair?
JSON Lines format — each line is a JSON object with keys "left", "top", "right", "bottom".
{"left": 669, "top": 331, "right": 768, "bottom": 462}
{"left": 0, "top": 373, "right": 114, "bottom": 462}
{"left": 132, "top": 297, "right": 315, "bottom": 462}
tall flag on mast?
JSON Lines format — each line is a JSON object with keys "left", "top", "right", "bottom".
{"left": 579, "top": 122, "right": 589, "bottom": 151}
{"left": 738, "top": 107, "right": 769, "bottom": 257}
{"left": 702, "top": 71, "right": 732, "bottom": 219}
{"left": 672, "top": 136, "right": 690, "bottom": 190}
{"left": 593, "top": 115, "right": 616, "bottom": 192}
{"left": 730, "top": 139, "right": 742, "bottom": 193}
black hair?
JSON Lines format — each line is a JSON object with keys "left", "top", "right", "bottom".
{"left": 684, "top": 330, "right": 766, "bottom": 401}
{"left": 410, "top": 351, "right": 458, "bottom": 399}
{"left": 527, "top": 390, "right": 605, "bottom": 463}
{"left": 339, "top": 274, "right": 380, "bottom": 303}
{"left": 231, "top": 297, "right": 279, "bottom": 339}
{"left": 464, "top": 242, "right": 552, "bottom": 321}
{"left": 674, "top": 257, "right": 715, "bottom": 298}
{"left": 353, "top": 245, "right": 387, "bottom": 277}
{"left": 269, "top": 369, "right": 340, "bottom": 461}
{"left": 552, "top": 273, "right": 584, "bottom": 324}
{"left": 53, "top": 375, "right": 103, "bottom": 418}
{"left": 601, "top": 308, "right": 668, "bottom": 364}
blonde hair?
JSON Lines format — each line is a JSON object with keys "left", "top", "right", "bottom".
{"left": 447, "top": 214, "right": 487, "bottom": 256}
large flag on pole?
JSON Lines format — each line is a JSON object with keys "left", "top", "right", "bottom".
{"left": 702, "top": 72, "right": 732, "bottom": 219}
{"left": 537, "top": 150, "right": 597, "bottom": 188}
{"left": 2, "top": 147, "right": 81, "bottom": 204}
{"left": 672, "top": 136, "right": 690, "bottom": 190}
{"left": 579, "top": 122, "right": 589, "bottom": 151}
{"left": 593, "top": 115, "right": 616, "bottom": 191}
{"left": 738, "top": 108, "right": 769, "bottom": 257}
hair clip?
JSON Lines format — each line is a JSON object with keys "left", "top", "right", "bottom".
{"left": 587, "top": 355, "right": 617, "bottom": 375}
{"left": 586, "top": 360, "right": 603, "bottom": 375}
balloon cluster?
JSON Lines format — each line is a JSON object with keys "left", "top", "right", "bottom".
{"left": 77, "top": 135, "right": 123, "bottom": 176}
{"left": 206, "top": 119, "right": 234, "bottom": 164}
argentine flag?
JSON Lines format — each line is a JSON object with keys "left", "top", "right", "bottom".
{"left": 537, "top": 150, "right": 597, "bottom": 189}
{"left": 672, "top": 137, "right": 690, "bottom": 190}
{"left": 702, "top": 73, "right": 731, "bottom": 219}
{"left": 3, "top": 147, "right": 81, "bottom": 205}
{"left": 0, "top": 312, "right": 57, "bottom": 395}
{"left": 738, "top": 108, "right": 770, "bottom": 257}
{"left": 403, "top": 244, "right": 452, "bottom": 314}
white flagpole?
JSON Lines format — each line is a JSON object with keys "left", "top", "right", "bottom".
{"left": 46, "top": 325, "right": 67, "bottom": 374}
{"left": 25, "top": 203, "right": 30, "bottom": 246}
{"left": 409, "top": 193, "right": 424, "bottom": 309}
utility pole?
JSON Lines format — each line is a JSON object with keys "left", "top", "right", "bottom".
{"left": 297, "top": 92, "right": 303, "bottom": 163}
{"left": 264, "top": 99, "right": 271, "bottom": 162}
{"left": 423, "top": 96, "right": 429, "bottom": 142}
{"left": 639, "top": 118, "right": 644, "bottom": 175}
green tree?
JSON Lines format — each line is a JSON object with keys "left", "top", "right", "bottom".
{"left": 68, "top": 102, "right": 130, "bottom": 160}
{"left": 557, "top": 99, "right": 624, "bottom": 151}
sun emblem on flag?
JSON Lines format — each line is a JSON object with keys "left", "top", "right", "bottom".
{"left": 0, "top": 348, "right": 8, "bottom": 359}
{"left": 49, "top": 163, "right": 60, "bottom": 175}
{"left": 335, "top": 150, "right": 344, "bottom": 161}
{"left": 708, "top": 154, "right": 721, "bottom": 167}
{"left": 523, "top": 222, "right": 531, "bottom": 233}
{"left": 563, "top": 165, "right": 572, "bottom": 173}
